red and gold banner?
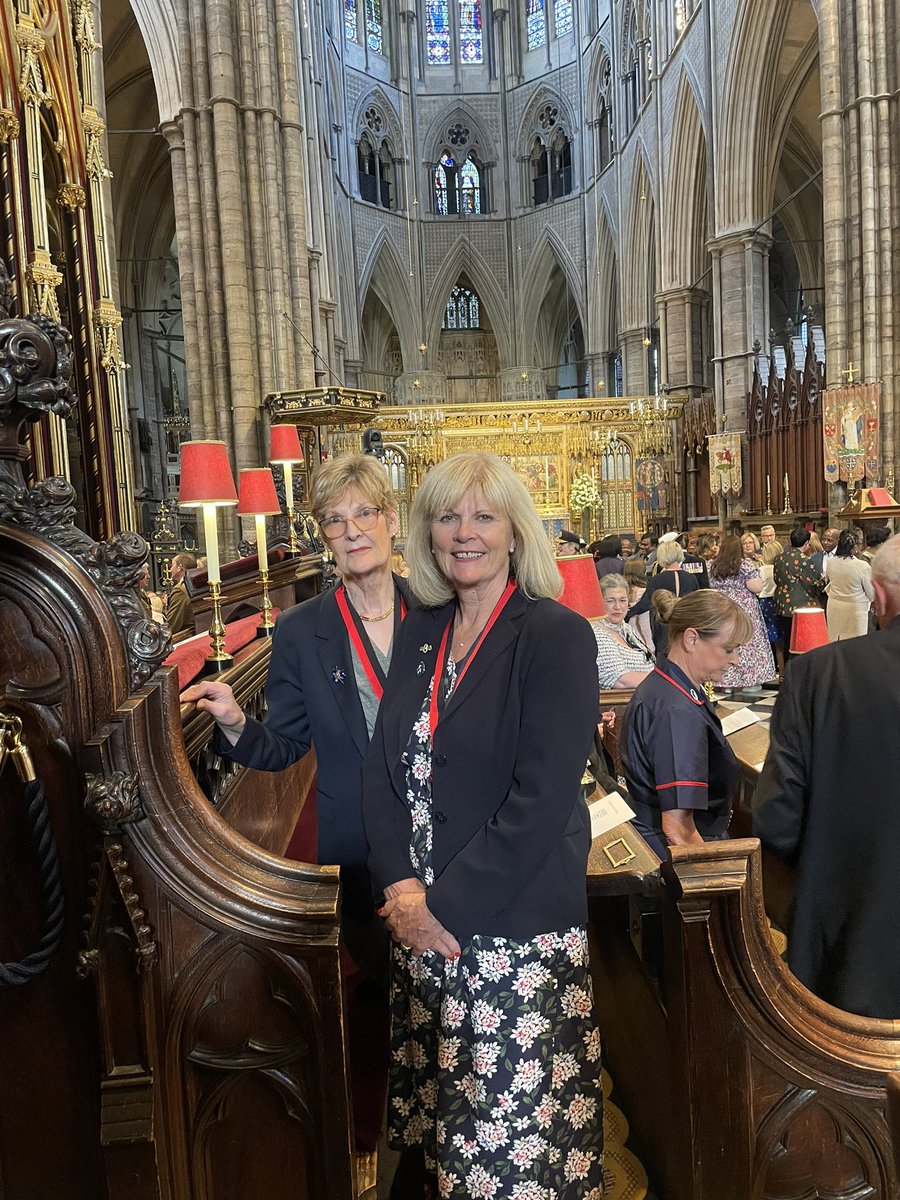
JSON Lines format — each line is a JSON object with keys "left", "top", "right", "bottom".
{"left": 823, "top": 383, "right": 880, "bottom": 484}
{"left": 707, "top": 433, "right": 742, "bottom": 495}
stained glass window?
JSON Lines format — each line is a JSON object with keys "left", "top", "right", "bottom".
{"left": 345, "top": 0, "right": 359, "bottom": 42}
{"left": 459, "top": 0, "right": 483, "bottom": 62}
{"left": 443, "top": 286, "right": 481, "bottom": 329}
{"left": 427, "top": 0, "right": 451, "bottom": 64}
{"left": 460, "top": 156, "right": 481, "bottom": 213}
{"left": 554, "top": 0, "right": 573, "bottom": 37}
{"left": 434, "top": 155, "right": 454, "bottom": 214}
{"left": 366, "top": 0, "right": 383, "bottom": 51}
{"left": 526, "top": 0, "right": 546, "bottom": 49}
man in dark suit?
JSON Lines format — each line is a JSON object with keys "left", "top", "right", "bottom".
{"left": 753, "top": 533, "right": 900, "bottom": 1018}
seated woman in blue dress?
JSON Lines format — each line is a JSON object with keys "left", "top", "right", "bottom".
{"left": 620, "top": 589, "right": 753, "bottom": 859}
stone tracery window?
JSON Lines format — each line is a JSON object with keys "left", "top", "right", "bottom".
{"left": 554, "top": 0, "right": 573, "bottom": 37}
{"left": 434, "top": 152, "right": 484, "bottom": 214}
{"left": 345, "top": 0, "right": 384, "bottom": 52}
{"left": 529, "top": 103, "right": 573, "bottom": 206}
{"left": 443, "top": 285, "right": 481, "bottom": 329}
{"left": 525, "top": 0, "right": 571, "bottom": 50}
{"left": 597, "top": 52, "right": 614, "bottom": 170}
{"left": 526, "top": 0, "right": 546, "bottom": 49}
{"left": 427, "top": 0, "right": 484, "bottom": 64}
{"left": 623, "top": 1, "right": 652, "bottom": 128}
{"left": 357, "top": 110, "right": 395, "bottom": 209}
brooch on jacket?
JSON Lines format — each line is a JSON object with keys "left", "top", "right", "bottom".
{"left": 332, "top": 667, "right": 346, "bottom": 684}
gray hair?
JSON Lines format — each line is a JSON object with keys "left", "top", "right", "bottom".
{"left": 406, "top": 451, "right": 561, "bottom": 606}
{"left": 599, "top": 573, "right": 629, "bottom": 598}
{"left": 309, "top": 453, "right": 396, "bottom": 523}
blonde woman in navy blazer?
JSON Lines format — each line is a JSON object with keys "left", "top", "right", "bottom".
{"left": 364, "top": 451, "right": 603, "bottom": 1199}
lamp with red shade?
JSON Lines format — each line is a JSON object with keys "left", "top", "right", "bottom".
{"left": 556, "top": 554, "right": 606, "bottom": 620}
{"left": 269, "top": 425, "right": 305, "bottom": 554}
{"left": 238, "top": 468, "right": 281, "bottom": 638}
{"left": 178, "top": 440, "right": 238, "bottom": 672}
{"left": 790, "top": 607, "right": 828, "bottom": 654}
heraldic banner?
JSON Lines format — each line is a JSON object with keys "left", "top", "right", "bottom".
{"left": 708, "top": 432, "right": 742, "bottom": 495}
{"left": 823, "top": 383, "right": 880, "bottom": 483}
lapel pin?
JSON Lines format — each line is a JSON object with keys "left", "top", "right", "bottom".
{"left": 417, "top": 662, "right": 426, "bottom": 675}
{"left": 332, "top": 667, "right": 346, "bottom": 684}
{"left": 419, "top": 643, "right": 432, "bottom": 653}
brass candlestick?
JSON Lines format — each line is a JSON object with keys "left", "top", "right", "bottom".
{"left": 764, "top": 481, "right": 773, "bottom": 516}
{"left": 283, "top": 462, "right": 301, "bottom": 554}
{"left": 203, "top": 579, "right": 233, "bottom": 673}
{"left": 257, "top": 563, "right": 276, "bottom": 637}
{"left": 782, "top": 475, "right": 793, "bottom": 515}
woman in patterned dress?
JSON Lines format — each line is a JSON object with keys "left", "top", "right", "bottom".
{"left": 365, "top": 451, "right": 604, "bottom": 1199}
{"left": 707, "top": 535, "right": 775, "bottom": 691}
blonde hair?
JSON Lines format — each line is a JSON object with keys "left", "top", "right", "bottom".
{"left": 761, "top": 541, "right": 780, "bottom": 566}
{"left": 656, "top": 589, "right": 753, "bottom": 646}
{"left": 656, "top": 540, "right": 685, "bottom": 569}
{"left": 309, "top": 454, "right": 396, "bottom": 524}
{"left": 808, "top": 531, "right": 823, "bottom": 554}
{"left": 406, "top": 451, "right": 561, "bottom": 606}
{"left": 741, "top": 531, "right": 760, "bottom": 553}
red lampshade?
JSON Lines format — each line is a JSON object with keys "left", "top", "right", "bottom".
{"left": 177, "top": 440, "right": 238, "bottom": 507}
{"left": 557, "top": 555, "right": 606, "bottom": 619}
{"left": 237, "top": 468, "right": 281, "bottom": 516}
{"left": 790, "top": 607, "right": 828, "bottom": 654}
{"left": 269, "top": 425, "right": 305, "bottom": 465}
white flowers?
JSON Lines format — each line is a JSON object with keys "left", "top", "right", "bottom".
{"left": 475, "top": 947, "right": 513, "bottom": 981}
{"left": 464, "top": 1163, "right": 503, "bottom": 1197}
{"left": 511, "top": 1010, "right": 550, "bottom": 1050}
{"left": 565, "top": 1093, "right": 598, "bottom": 1130}
{"left": 560, "top": 983, "right": 593, "bottom": 1018}
{"left": 511, "top": 961, "right": 550, "bottom": 998}
{"left": 471, "top": 999, "right": 504, "bottom": 1034}
{"left": 472, "top": 1041, "right": 503, "bottom": 1078}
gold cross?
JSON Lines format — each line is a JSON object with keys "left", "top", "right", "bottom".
{"left": 842, "top": 361, "right": 860, "bottom": 385}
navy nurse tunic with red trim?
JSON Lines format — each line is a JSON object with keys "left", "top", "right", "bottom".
{"left": 620, "top": 658, "right": 741, "bottom": 858}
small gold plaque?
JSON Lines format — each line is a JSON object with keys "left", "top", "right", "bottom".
{"left": 603, "top": 838, "right": 637, "bottom": 869}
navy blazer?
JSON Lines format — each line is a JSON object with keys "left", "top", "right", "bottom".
{"left": 363, "top": 588, "right": 600, "bottom": 941}
{"left": 216, "top": 576, "right": 412, "bottom": 867}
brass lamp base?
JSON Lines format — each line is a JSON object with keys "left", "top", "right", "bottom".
{"left": 203, "top": 580, "right": 233, "bottom": 673}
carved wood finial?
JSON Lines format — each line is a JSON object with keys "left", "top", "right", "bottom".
{"left": 0, "top": 259, "right": 76, "bottom": 480}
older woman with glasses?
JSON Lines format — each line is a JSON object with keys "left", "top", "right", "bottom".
{"left": 594, "top": 573, "right": 655, "bottom": 687}
{"left": 181, "top": 454, "right": 413, "bottom": 1185}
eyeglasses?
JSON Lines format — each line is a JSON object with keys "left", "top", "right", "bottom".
{"left": 319, "top": 506, "right": 383, "bottom": 540}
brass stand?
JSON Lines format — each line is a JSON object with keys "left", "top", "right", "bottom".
{"left": 256, "top": 565, "right": 276, "bottom": 638}
{"left": 285, "top": 502, "right": 301, "bottom": 554}
{"left": 764, "top": 483, "right": 773, "bottom": 516}
{"left": 203, "top": 580, "right": 233, "bottom": 673}
{"left": 782, "top": 478, "right": 793, "bottom": 515}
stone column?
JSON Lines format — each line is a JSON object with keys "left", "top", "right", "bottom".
{"left": 658, "top": 287, "right": 710, "bottom": 392}
{"left": 708, "top": 231, "right": 770, "bottom": 428}
{"left": 819, "top": 0, "right": 898, "bottom": 485}
{"left": 619, "top": 328, "right": 650, "bottom": 396}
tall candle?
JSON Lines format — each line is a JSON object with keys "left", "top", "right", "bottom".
{"left": 203, "top": 505, "right": 220, "bottom": 583}
{"left": 766, "top": 474, "right": 770, "bottom": 492}
{"left": 283, "top": 462, "right": 294, "bottom": 509}
{"left": 783, "top": 472, "right": 789, "bottom": 491}
{"left": 256, "top": 513, "right": 268, "bottom": 573}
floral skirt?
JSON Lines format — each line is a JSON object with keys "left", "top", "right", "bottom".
{"left": 389, "top": 926, "right": 604, "bottom": 1199}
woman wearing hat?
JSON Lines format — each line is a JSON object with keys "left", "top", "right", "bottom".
{"left": 556, "top": 529, "right": 587, "bottom": 556}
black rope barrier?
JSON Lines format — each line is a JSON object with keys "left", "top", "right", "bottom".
{"left": 0, "top": 776, "right": 65, "bottom": 987}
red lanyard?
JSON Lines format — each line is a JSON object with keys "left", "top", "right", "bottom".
{"left": 335, "top": 584, "right": 407, "bottom": 702}
{"left": 653, "top": 666, "right": 703, "bottom": 705}
{"left": 428, "top": 579, "right": 517, "bottom": 740}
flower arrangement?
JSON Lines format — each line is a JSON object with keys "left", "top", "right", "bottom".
{"left": 570, "top": 472, "right": 601, "bottom": 514}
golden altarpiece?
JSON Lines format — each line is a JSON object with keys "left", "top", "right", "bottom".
{"left": 267, "top": 392, "right": 685, "bottom": 543}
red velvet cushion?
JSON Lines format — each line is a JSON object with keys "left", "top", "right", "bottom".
{"left": 166, "top": 610, "right": 281, "bottom": 689}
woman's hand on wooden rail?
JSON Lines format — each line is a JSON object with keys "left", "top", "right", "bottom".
{"left": 180, "top": 680, "right": 246, "bottom": 746}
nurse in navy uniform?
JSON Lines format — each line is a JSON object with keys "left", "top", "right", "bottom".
{"left": 621, "top": 589, "right": 753, "bottom": 858}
